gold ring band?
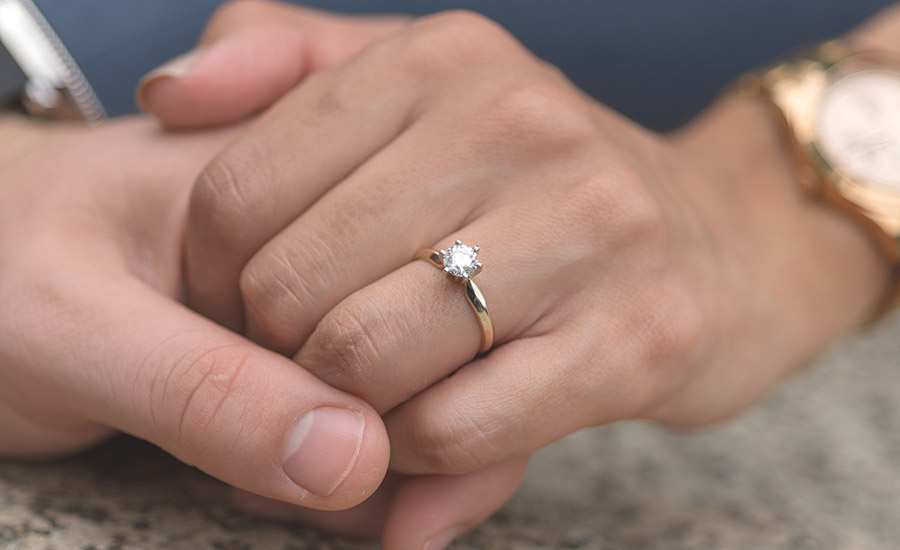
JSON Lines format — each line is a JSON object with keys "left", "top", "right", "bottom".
{"left": 414, "top": 245, "right": 494, "bottom": 355}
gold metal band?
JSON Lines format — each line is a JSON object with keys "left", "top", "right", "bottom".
{"left": 414, "top": 248, "right": 494, "bottom": 354}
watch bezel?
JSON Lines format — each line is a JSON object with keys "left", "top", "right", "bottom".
{"left": 769, "top": 52, "right": 900, "bottom": 238}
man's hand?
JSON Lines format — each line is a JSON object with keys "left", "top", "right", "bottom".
{"left": 0, "top": 115, "right": 391, "bottom": 511}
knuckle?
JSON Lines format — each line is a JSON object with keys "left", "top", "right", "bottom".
{"left": 206, "top": 0, "right": 273, "bottom": 33}
{"left": 189, "top": 144, "right": 269, "bottom": 254}
{"left": 632, "top": 278, "right": 706, "bottom": 372}
{"left": 421, "top": 9, "right": 506, "bottom": 40}
{"left": 148, "top": 343, "right": 262, "bottom": 456}
{"left": 546, "top": 165, "right": 667, "bottom": 260}
{"left": 398, "top": 10, "right": 515, "bottom": 77}
{"left": 239, "top": 247, "right": 321, "bottom": 351}
{"left": 404, "top": 410, "right": 500, "bottom": 474}
{"left": 580, "top": 166, "right": 668, "bottom": 248}
{"left": 480, "top": 84, "right": 596, "bottom": 149}
{"left": 301, "top": 68, "right": 358, "bottom": 123}
{"left": 305, "top": 298, "right": 391, "bottom": 389}
{"left": 576, "top": 276, "right": 706, "bottom": 420}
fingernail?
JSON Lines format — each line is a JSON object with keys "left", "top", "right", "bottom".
{"left": 136, "top": 48, "right": 205, "bottom": 111}
{"left": 146, "top": 48, "right": 205, "bottom": 81}
{"left": 425, "top": 526, "right": 464, "bottom": 550}
{"left": 282, "top": 407, "right": 365, "bottom": 497}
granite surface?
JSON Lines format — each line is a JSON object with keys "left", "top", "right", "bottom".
{"left": 2, "top": 314, "right": 900, "bottom": 550}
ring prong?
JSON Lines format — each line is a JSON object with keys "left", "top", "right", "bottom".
{"left": 474, "top": 246, "right": 480, "bottom": 252}
{"left": 412, "top": 244, "right": 493, "bottom": 356}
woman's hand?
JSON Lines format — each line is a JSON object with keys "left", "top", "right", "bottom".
{"left": 140, "top": 1, "right": 895, "bottom": 546}
{"left": 139, "top": 4, "right": 534, "bottom": 547}
{"left": 0, "top": 116, "right": 394, "bottom": 512}
{"left": 138, "top": 0, "right": 408, "bottom": 129}
{"left": 172, "top": 5, "right": 890, "bottom": 467}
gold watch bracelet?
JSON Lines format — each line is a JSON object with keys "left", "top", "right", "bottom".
{"left": 734, "top": 51, "right": 900, "bottom": 324}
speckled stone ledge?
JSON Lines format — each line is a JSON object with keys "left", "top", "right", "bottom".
{"left": 3, "top": 314, "right": 900, "bottom": 550}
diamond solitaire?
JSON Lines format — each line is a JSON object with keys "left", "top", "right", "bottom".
{"left": 441, "top": 240, "right": 483, "bottom": 279}
{"left": 413, "top": 240, "right": 493, "bottom": 354}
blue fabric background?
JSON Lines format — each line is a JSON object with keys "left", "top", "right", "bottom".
{"left": 31, "top": 0, "right": 895, "bottom": 129}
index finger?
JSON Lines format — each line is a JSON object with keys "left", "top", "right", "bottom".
{"left": 184, "top": 10, "right": 521, "bottom": 332}
{"left": 137, "top": 0, "right": 408, "bottom": 128}
{"left": 184, "top": 26, "right": 423, "bottom": 330}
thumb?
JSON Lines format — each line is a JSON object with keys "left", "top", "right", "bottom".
{"left": 136, "top": 0, "right": 407, "bottom": 128}
{"left": 72, "top": 276, "right": 390, "bottom": 510}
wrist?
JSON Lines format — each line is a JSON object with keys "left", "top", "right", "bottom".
{"left": 672, "top": 93, "right": 893, "bottom": 346}
{"left": 846, "top": 3, "right": 900, "bottom": 56}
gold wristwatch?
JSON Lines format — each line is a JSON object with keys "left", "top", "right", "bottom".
{"left": 740, "top": 42, "right": 900, "bottom": 318}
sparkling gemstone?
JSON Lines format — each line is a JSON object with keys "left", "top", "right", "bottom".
{"left": 442, "top": 242, "right": 479, "bottom": 278}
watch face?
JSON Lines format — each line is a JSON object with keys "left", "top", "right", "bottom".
{"left": 816, "top": 69, "right": 900, "bottom": 192}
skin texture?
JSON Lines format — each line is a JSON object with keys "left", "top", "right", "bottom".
{"left": 136, "top": 2, "right": 409, "bottom": 129}
{"left": 154, "top": 2, "right": 892, "bottom": 461}
{"left": 0, "top": 116, "right": 393, "bottom": 511}
{"left": 3, "top": 1, "right": 898, "bottom": 549}
{"left": 136, "top": 1, "right": 900, "bottom": 547}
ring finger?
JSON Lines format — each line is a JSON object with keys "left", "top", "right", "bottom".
{"left": 291, "top": 206, "right": 577, "bottom": 413}
{"left": 238, "top": 118, "right": 502, "bottom": 356}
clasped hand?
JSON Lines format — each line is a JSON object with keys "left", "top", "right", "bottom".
{"left": 3, "top": 1, "right": 885, "bottom": 548}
